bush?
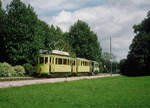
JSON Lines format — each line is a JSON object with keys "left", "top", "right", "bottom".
{"left": 0, "top": 62, "right": 15, "bottom": 77}
{"left": 23, "top": 63, "right": 35, "bottom": 76}
{"left": 0, "top": 63, "right": 2, "bottom": 77}
{"left": 14, "top": 65, "right": 25, "bottom": 77}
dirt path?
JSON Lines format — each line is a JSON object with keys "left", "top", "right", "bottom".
{"left": 0, "top": 74, "right": 120, "bottom": 88}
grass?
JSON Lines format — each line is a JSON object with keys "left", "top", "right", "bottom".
{"left": 0, "top": 76, "right": 150, "bottom": 108}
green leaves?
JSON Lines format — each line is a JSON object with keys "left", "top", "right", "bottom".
{"left": 68, "top": 20, "right": 102, "bottom": 61}
{"left": 0, "top": 0, "right": 1, "bottom": 9}
{"left": 2, "top": 0, "right": 45, "bottom": 65}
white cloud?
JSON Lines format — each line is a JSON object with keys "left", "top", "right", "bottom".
{"left": 47, "top": 5, "right": 147, "bottom": 61}
{"left": 131, "top": 0, "right": 150, "bottom": 6}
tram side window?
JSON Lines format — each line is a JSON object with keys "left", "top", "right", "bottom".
{"left": 40, "top": 57, "right": 44, "bottom": 64}
{"left": 86, "top": 62, "right": 88, "bottom": 66}
{"left": 45, "top": 57, "right": 48, "bottom": 64}
{"left": 82, "top": 61, "right": 85, "bottom": 66}
{"left": 63, "top": 59, "right": 67, "bottom": 65}
{"left": 52, "top": 58, "right": 54, "bottom": 64}
{"left": 55, "top": 58, "right": 58, "bottom": 64}
{"left": 50, "top": 57, "right": 51, "bottom": 63}
{"left": 58, "top": 58, "right": 62, "bottom": 64}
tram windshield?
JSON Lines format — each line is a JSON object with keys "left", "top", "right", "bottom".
{"left": 40, "top": 57, "right": 44, "bottom": 64}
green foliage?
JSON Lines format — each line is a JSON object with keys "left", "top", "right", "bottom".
{"left": 98, "top": 62, "right": 104, "bottom": 73}
{"left": 23, "top": 63, "right": 35, "bottom": 76}
{"left": 0, "top": 62, "right": 26, "bottom": 77}
{"left": 0, "top": 63, "right": 2, "bottom": 76}
{"left": 3, "top": 0, "right": 45, "bottom": 65}
{"left": 13, "top": 65, "right": 25, "bottom": 76}
{"left": 0, "top": 62, "right": 15, "bottom": 77}
{"left": 0, "top": 0, "right": 7, "bottom": 62}
{"left": 0, "top": 0, "right": 1, "bottom": 8}
{"left": 67, "top": 20, "right": 102, "bottom": 61}
{"left": 120, "top": 11, "right": 150, "bottom": 76}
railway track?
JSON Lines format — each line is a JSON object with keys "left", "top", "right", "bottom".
{"left": 0, "top": 73, "right": 120, "bottom": 88}
{"left": 0, "top": 73, "right": 110, "bottom": 81}
{"left": 0, "top": 77, "right": 37, "bottom": 81}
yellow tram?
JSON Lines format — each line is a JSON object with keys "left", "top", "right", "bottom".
{"left": 36, "top": 50, "right": 99, "bottom": 76}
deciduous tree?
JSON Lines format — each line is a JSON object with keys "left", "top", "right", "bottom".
{"left": 67, "top": 20, "right": 102, "bottom": 61}
{"left": 120, "top": 11, "right": 150, "bottom": 76}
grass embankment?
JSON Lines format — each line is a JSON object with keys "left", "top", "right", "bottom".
{"left": 0, "top": 76, "right": 150, "bottom": 108}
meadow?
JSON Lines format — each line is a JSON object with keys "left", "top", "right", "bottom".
{"left": 0, "top": 76, "right": 150, "bottom": 108}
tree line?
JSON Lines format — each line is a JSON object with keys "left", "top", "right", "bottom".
{"left": 120, "top": 11, "right": 150, "bottom": 76}
{"left": 0, "top": 0, "right": 102, "bottom": 67}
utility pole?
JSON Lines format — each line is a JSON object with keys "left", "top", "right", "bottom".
{"left": 110, "top": 36, "right": 112, "bottom": 76}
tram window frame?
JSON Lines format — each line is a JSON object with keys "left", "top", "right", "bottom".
{"left": 40, "top": 57, "right": 44, "bottom": 64}
{"left": 45, "top": 57, "right": 48, "bottom": 64}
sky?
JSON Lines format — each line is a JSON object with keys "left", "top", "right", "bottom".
{"left": 2, "top": 0, "right": 150, "bottom": 61}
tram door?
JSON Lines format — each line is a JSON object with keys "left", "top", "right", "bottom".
{"left": 44, "top": 57, "right": 49, "bottom": 73}
{"left": 72, "top": 60, "right": 76, "bottom": 73}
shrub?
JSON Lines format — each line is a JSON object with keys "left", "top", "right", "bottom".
{"left": 14, "top": 65, "right": 25, "bottom": 76}
{"left": 23, "top": 63, "right": 35, "bottom": 76}
{"left": 0, "top": 62, "right": 15, "bottom": 77}
{"left": 0, "top": 63, "right": 2, "bottom": 77}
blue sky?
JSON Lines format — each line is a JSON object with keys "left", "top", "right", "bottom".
{"left": 2, "top": 0, "right": 150, "bottom": 61}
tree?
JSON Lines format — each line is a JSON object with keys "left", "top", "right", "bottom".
{"left": 67, "top": 20, "right": 102, "bottom": 61}
{"left": 0, "top": 0, "right": 7, "bottom": 62}
{"left": 0, "top": 0, "right": 1, "bottom": 8}
{"left": 120, "top": 10, "right": 150, "bottom": 76}
{"left": 44, "top": 25, "right": 76, "bottom": 57}
{"left": 4, "top": 0, "right": 45, "bottom": 65}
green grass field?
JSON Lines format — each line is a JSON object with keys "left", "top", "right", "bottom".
{"left": 0, "top": 76, "right": 150, "bottom": 108}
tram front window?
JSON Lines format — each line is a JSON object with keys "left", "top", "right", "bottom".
{"left": 40, "top": 57, "right": 44, "bottom": 64}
